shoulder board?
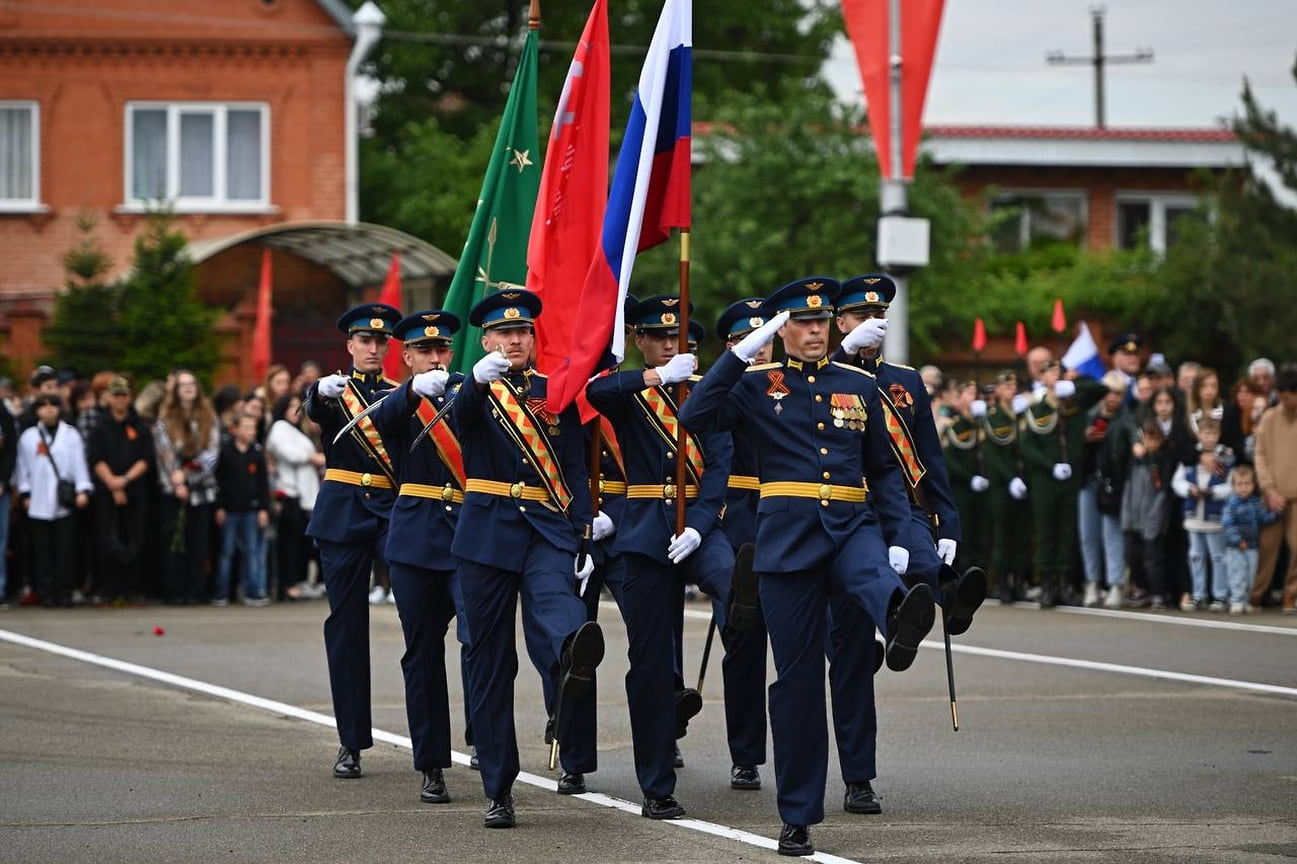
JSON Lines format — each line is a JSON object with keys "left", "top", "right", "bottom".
{"left": 831, "top": 361, "right": 875, "bottom": 378}
{"left": 688, "top": 374, "right": 704, "bottom": 383}
{"left": 381, "top": 377, "right": 399, "bottom": 388}
{"left": 745, "top": 362, "right": 782, "bottom": 372}
{"left": 883, "top": 361, "right": 916, "bottom": 372}
{"left": 529, "top": 370, "right": 548, "bottom": 379}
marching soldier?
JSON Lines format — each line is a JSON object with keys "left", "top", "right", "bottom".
{"left": 451, "top": 288, "right": 602, "bottom": 829}
{"left": 832, "top": 274, "right": 984, "bottom": 630}
{"left": 679, "top": 277, "right": 935, "bottom": 857}
{"left": 1018, "top": 360, "right": 1108, "bottom": 607}
{"left": 369, "top": 310, "right": 465, "bottom": 804}
{"left": 305, "top": 302, "right": 402, "bottom": 779}
{"left": 585, "top": 295, "right": 765, "bottom": 820}
{"left": 980, "top": 372, "right": 1031, "bottom": 600}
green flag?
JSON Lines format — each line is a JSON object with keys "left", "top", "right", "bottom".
{"left": 443, "top": 31, "right": 540, "bottom": 374}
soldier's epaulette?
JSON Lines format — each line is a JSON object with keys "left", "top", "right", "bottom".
{"left": 381, "top": 377, "right": 399, "bottom": 388}
{"left": 831, "top": 361, "right": 875, "bottom": 378}
{"left": 688, "top": 374, "right": 704, "bottom": 383}
{"left": 883, "top": 360, "right": 916, "bottom": 371}
{"left": 529, "top": 370, "right": 548, "bottom": 378}
{"left": 744, "top": 362, "right": 781, "bottom": 372}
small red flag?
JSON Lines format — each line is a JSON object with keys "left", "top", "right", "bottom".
{"left": 1014, "top": 321, "right": 1029, "bottom": 357}
{"left": 1051, "top": 298, "right": 1067, "bottom": 334}
{"left": 972, "top": 317, "right": 987, "bottom": 352}
{"left": 250, "top": 249, "right": 273, "bottom": 384}
{"left": 378, "top": 253, "right": 404, "bottom": 381}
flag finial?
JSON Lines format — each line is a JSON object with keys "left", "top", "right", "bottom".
{"left": 529, "top": 0, "right": 541, "bottom": 31}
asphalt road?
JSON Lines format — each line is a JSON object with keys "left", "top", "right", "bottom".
{"left": 1, "top": 598, "right": 1295, "bottom": 864}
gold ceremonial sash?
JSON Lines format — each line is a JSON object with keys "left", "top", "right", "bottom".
{"left": 414, "top": 397, "right": 466, "bottom": 490}
{"left": 634, "top": 386, "right": 705, "bottom": 486}
{"left": 880, "top": 397, "right": 926, "bottom": 491}
{"left": 486, "top": 379, "right": 574, "bottom": 513}
{"left": 339, "top": 382, "right": 396, "bottom": 487}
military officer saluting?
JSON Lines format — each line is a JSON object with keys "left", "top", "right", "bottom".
{"left": 832, "top": 274, "right": 985, "bottom": 634}
{"left": 367, "top": 310, "right": 466, "bottom": 805}
{"left": 679, "top": 277, "right": 935, "bottom": 857}
{"left": 451, "top": 288, "right": 603, "bottom": 829}
{"left": 305, "top": 302, "right": 402, "bottom": 779}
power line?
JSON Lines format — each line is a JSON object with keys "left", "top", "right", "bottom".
{"left": 1046, "top": 6, "right": 1154, "bottom": 128}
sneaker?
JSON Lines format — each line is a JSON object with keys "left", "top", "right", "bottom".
{"left": 1244, "top": 604, "right": 1257, "bottom": 615}
{"left": 1208, "top": 600, "right": 1226, "bottom": 613}
{"left": 368, "top": 585, "right": 387, "bottom": 605}
{"left": 242, "top": 596, "right": 271, "bottom": 607}
{"left": 1179, "top": 597, "right": 1198, "bottom": 612}
{"left": 1103, "top": 586, "right": 1124, "bottom": 609}
{"left": 1150, "top": 596, "right": 1167, "bottom": 610}
{"left": 1228, "top": 603, "right": 1244, "bottom": 615}
{"left": 1082, "top": 583, "right": 1101, "bottom": 608}
{"left": 210, "top": 598, "right": 229, "bottom": 607}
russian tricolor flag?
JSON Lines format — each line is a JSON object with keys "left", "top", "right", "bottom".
{"left": 547, "top": 0, "right": 692, "bottom": 415}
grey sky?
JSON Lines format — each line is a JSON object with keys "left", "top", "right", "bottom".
{"left": 824, "top": 0, "right": 1297, "bottom": 129}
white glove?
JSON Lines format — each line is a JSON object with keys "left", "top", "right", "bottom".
{"left": 317, "top": 374, "right": 347, "bottom": 399}
{"left": 1052, "top": 462, "right": 1073, "bottom": 481}
{"left": 1009, "top": 477, "right": 1028, "bottom": 499}
{"left": 970, "top": 399, "right": 988, "bottom": 419}
{"left": 937, "top": 539, "right": 957, "bottom": 566}
{"left": 654, "top": 353, "right": 695, "bottom": 385}
{"left": 1011, "top": 394, "right": 1030, "bottom": 416}
{"left": 592, "top": 511, "right": 615, "bottom": 542}
{"left": 574, "top": 552, "right": 594, "bottom": 585}
{"left": 888, "top": 546, "right": 910, "bottom": 576}
{"left": 971, "top": 475, "right": 990, "bottom": 493}
{"left": 412, "top": 369, "right": 449, "bottom": 399}
{"left": 732, "top": 310, "right": 790, "bottom": 363}
{"left": 667, "top": 527, "right": 702, "bottom": 564}
{"left": 1054, "top": 379, "right": 1076, "bottom": 399}
{"left": 840, "top": 318, "right": 888, "bottom": 354}
{"left": 473, "top": 351, "right": 512, "bottom": 385}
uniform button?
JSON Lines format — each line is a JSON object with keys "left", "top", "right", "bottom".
{"left": 820, "top": 500, "right": 829, "bottom": 508}
{"left": 807, "top": 375, "right": 816, "bottom": 383}
{"left": 822, "top": 471, "right": 831, "bottom": 480}
{"left": 665, "top": 451, "right": 674, "bottom": 459}
{"left": 820, "top": 447, "right": 828, "bottom": 455}
{"left": 444, "top": 506, "right": 452, "bottom": 512}
{"left": 519, "top": 505, "right": 527, "bottom": 513}
{"left": 522, "top": 458, "right": 530, "bottom": 467}
{"left": 364, "top": 492, "right": 371, "bottom": 499}
{"left": 816, "top": 422, "right": 824, "bottom": 430}
{"left": 814, "top": 395, "right": 823, "bottom": 403}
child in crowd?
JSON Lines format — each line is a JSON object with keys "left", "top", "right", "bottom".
{"left": 1221, "top": 464, "right": 1279, "bottom": 614}
{"left": 213, "top": 413, "right": 271, "bottom": 606}
{"left": 1123, "top": 420, "right": 1177, "bottom": 609}
{"left": 1172, "top": 418, "right": 1234, "bottom": 610}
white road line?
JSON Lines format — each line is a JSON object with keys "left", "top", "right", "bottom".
{"left": 617, "top": 602, "right": 1297, "bottom": 698}
{"left": 1054, "top": 605, "right": 1297, "bottom": 636}
{"left": 0, "top": 627, "right": 860, "bottom": 864}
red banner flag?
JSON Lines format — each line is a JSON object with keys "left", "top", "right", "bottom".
{"left": 1051, "top": 298, "right": 1067, "bottom": 334}
{"left": 843, "top": 0, "right": 946, "bottom": 180}
{"left": 972, "top": 317, "right": 987, "bottom": 352}
{"left": 378, "top": 252, "right": 404, "bottom": 381}
{"left": 1014, "top": 321, "right": 1029, "bottom": 357}
{"left": 250, "top": 248, "right": 273, "bottom": 384}
{"left": 529, "top": 0, "right": 611, "bottom": 393}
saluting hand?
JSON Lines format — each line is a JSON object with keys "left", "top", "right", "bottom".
{"left": 841, "top": 317, "right": 887, "bottom": 355}
{"left": 731, "top": 311, "right": 790, "bottom": 363}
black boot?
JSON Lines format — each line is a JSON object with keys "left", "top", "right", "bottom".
{"left": 778, "top": 823, "right": 813, "bottom": 856}
{"left": 420, "top": 768, "right": 449, "bottom": 803}
{"left": 332, "top": 747, "right": 361, "bottom": 779}
{"left": 884, "top": 584, "right": 935, "bottom": 672}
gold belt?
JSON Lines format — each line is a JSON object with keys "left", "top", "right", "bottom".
{"left": 759, "top": 481, "right": 867, "bottom": 503}
{"left": 465, "top": 479, "right": 552, "bottom": 502}
{"left": 727, "top": 475, "right": 760, "bottom": 491}
{"left": 325, "top": 468, "right": 392, "bottom": 489}
{"left": 626, "top": 484, "right": 699, "bottom": 500}
{"left": 598, "top": 480, "right": 627, "bottom": 496}
{"left": 399, "top": 482, "right": 464, "bottom": 504}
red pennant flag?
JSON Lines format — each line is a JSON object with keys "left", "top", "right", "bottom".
{"left": 843, "top": 0, "right": 946, "bottom": 180}
{"left": 1051, "top": 298, "right": 1067, "bottom": 334}
{"left": 250, "top": 249, "right": 273, "bottom": 384}
{"left": 378, "top": 252, "right": 404, "bottom": 381}
{"left": 1014, "top": 321, "right": 1029, "bottom": 357}
{"left": 972, "top": 317, "right": 987, "bottom": 352}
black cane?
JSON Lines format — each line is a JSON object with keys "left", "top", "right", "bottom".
{"left": 696, "top": 616, "right": 716, "bottom": 698}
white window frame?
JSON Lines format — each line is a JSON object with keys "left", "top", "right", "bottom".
{"left": 122, "top": 101, "right": 273, "bottom": 213}
{"left": 1114, "top": 192, "right": 1203, "bottom": 255}
{"left": 0, "top": 100, "right": 44, "bottom": 213}
{"left": 988, "top": 188, "right": 1089, "bottom": 252}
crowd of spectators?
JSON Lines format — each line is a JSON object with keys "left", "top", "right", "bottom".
{"left": 0, "top": 361, "right": 333, "bottom": 610}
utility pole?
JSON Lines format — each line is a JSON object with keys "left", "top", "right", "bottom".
{"left": 1046, "top": 7, "right": 1153, "bottom": 128}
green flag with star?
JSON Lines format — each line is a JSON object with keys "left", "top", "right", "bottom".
{"left": 442, "top": 30, "right": 540, "bottom": 375}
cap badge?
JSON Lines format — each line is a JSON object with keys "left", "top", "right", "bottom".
{"left": 662, "top": 298, "right": 680, "bottom": 307}
{"left": 424, "top": 326, "right": 441, "bottom": 338}
{"left": 503, "top": 307, "right": 521, "bottom": 320}
{"left": 748, "top": 316, "right": 765, "bottom": 328}
{"left": 368, "top": 317, "right": 385, "bottom": 329}
{"left": 863, "top": 278, "right": 881, "bottom": 285}
{"left": 660, "top": 312, "right": 677, "bottom": 326}
{"left": 744, "top": 300, "right": 762, "bottom": 308}
{"left": 421, "top": 313, "right": 440, "bottom": 322}
{"left": 806, "top": 295, "right": 824, "bottom": 308}
{"left": 864, "top": 291, "right": 880, "bottom": 303}
{"left": 500, "top": 291, "right": 521, "bottom": 300}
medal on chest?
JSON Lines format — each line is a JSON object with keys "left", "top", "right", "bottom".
{"left": 767, "top": 370, "right": 790, "bottom": 415}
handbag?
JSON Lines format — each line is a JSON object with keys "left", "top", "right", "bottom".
{"left": 38, "top": 426, "right": 78, "bottom": 509}
{"left": 1095, "top": 472, "right": 1121, "bottom": 515}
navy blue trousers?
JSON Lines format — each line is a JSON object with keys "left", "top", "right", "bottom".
{"left": 389, "top": 562, "right": 458, "bottom": 772}
{"left": 457, "top": 536, "right": 587, "bottom": 801}
{"left": 759, "top": 523, "right": 901, "bottom": 826}
{"left": 826, "top": 597, "right": 877, "bottom": 784}
{"left": 318, "top": 531, "right": 387, "bottom": 751}
{"left": 903, "top": 507, "right": 945, "bottom": 598}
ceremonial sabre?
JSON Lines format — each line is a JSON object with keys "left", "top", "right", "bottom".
{"left": 330, "top": 393, "right": 388, "bottom": 446}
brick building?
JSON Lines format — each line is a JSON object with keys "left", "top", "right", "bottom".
{"left": 0, "top": 0, "right": 454, "bottom": 385}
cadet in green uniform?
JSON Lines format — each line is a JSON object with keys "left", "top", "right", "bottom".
{"left": 978, "top": 373, "right": 1030, "bottom": 601}
{"left": 942, "top": 380, "right": 989, "bottom": 574}
{"left": 1018, "top": 362, "right": 1108, "bottom": 607}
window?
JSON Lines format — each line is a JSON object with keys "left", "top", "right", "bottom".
{"left": 1115, "top": 194, "right": 1203, "bottom": 254}
{"left": 125, "top": 103, "right": 269, "bottom": 210}
{"left": 989, "top": 192, "right": 1087, "bottom": 253}
{"left": 0, "top": 101, "right": 39, "bottom": 209}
